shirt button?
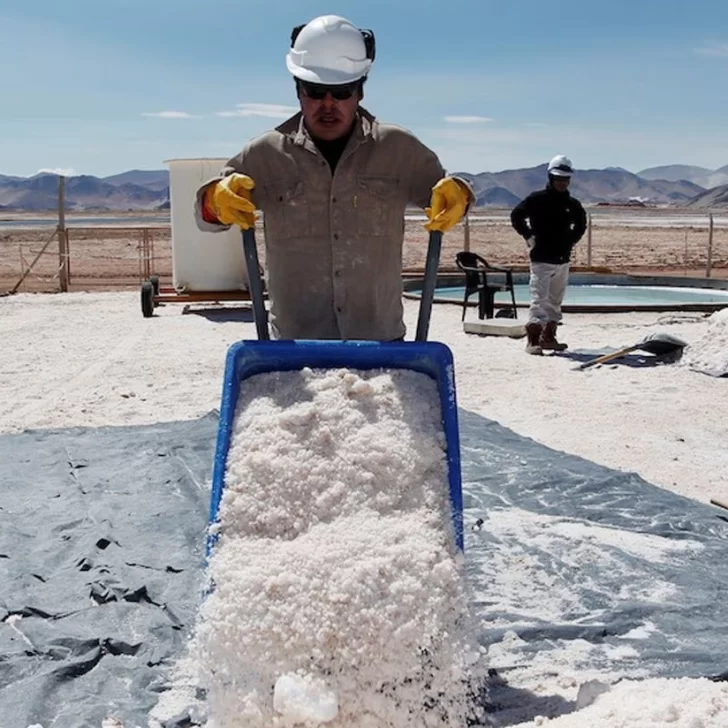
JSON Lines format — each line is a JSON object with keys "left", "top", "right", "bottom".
{"left": 333, "top": 233, "right": 339, "bottom": 240}
{"left": 335, "top": 270, "right": 341, "bottom": 277}
{"left": 332, "top": 197, "right": 337, "bottom": 203}
{"left": 336, "top": 306, "right": 342, "bottom": 313}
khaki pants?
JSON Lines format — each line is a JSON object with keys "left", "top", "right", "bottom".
{"left": 528, "top": 261, "right": 570, "bottom": 325}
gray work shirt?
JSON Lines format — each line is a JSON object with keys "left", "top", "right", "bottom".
{"left": 194, "top": 107, "right": 466, "bottom": 341}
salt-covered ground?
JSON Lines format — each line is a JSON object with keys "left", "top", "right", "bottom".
{"left": 2, "top": 291, "right": 728, "bottom": 726}
{"left": 2, "top": 292, "right": 726, "bottom": 504}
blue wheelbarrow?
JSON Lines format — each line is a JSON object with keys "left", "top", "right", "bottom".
{"left": 207, "top": 228, "right": 464, "bottom": 554}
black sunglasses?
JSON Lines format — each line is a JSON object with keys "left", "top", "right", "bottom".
{"left": 299, "top": 80, "right": 360, "bottom": 101}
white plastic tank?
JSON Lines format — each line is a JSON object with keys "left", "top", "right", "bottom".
{"left": 165, "top": 157, "right": 249, "bottom": 292}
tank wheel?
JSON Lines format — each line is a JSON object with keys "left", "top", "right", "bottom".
{"left": 149, "top": 274, "right": 160, "bottom": 299}
{"left": 141, "top": 281, "right": 154, "bottom": 318}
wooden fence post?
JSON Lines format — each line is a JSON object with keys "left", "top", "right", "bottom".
{"left": 706, "top": 213, "right": 714, "bottom": 278}
{"left": 66, "top": 229, "right": 72, "bottom": 283}
{"left": 587, "top": 212, "right": 592, "bottom": 267}
{"left": 57, "top": 176, "right": 69, "bottom": 292}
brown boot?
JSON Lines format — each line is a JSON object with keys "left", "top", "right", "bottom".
{"left": 525, "top": 323, "right": 543, "bottom": 355}
{"left": 540, "top": 321, "right": 568, "bottom": 351}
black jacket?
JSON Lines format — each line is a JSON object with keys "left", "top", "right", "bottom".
{"left": 510, "top": 185, "right": 587, "bottom": 264}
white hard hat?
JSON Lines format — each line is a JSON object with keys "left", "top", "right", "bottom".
{"left": 286, "top": 15, "right": 375, "bottom": 85}
{"left": 547, "top": 154, "right": 574, "bottom": 177}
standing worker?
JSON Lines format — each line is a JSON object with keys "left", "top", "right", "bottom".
{"left": 510, "top": 154, "right": 587, "bottom": 355}
{"left": 195, "top": 14, "right": 474, "bottom": 341}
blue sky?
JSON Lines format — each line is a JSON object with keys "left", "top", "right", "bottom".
{"left": 2, "top": 0, "right": 728, "bottom": 178}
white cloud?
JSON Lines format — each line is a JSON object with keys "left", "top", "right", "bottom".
{"left": 444, "top": 115, "right": 493, "bottom": 124}
{"left": 37, "top": 167, "right": 76, "bottom": 176}
{"left": 141, "top": 111, "right": 195, "bottom": 119}
{"left": 216, "top": 103, "right": 299, "bottom": 119}
{"left": 695, "top": 43, "right": 728, "bottom": 57}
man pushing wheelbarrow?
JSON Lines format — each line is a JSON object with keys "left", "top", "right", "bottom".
{"left": 193, "top": 14, "right": 474, "bottom": 342}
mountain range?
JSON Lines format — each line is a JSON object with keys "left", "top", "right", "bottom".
{"left": 457, "top": 163, "right": 728, "bottom": 208}
{"left": 637, "top": 164, "right": 728, "bottom": 190}
{"left": 2, "top": 164, "right": 728, "bottom": 212}
{"left": 0, "top": 171, "right": 170, "bottom": 213}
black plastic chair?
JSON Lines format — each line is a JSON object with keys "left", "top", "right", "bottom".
{"left": 455, "top": 251, "right": 518, "bottom": 321}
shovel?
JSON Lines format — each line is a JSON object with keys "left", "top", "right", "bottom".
{"left": 241, "top": 228, "right": 444, "bottom": 342}
{"left": 574, "top": 331, "right": 688, "bottom": 370}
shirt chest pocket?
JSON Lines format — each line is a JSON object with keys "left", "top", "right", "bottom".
{"left": 260, "top": 180, "right": 310, "bottom": 240}
{"left": 354, "top": 175, "right": 403, "bottom": 237}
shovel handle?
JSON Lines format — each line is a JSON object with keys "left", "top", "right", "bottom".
{"left": 575, "top": 343, "right": 640, "bottom": 370}
{"left": 415, "top": 230, "right": 443, "bottom": 342}
{"left": 241, "top": 228, "right": 269, "bottom": 341}
{"left": 710, "top": 498, "right": 728, "bottom": 512}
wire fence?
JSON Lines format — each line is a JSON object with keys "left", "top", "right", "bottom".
{"left": 2, "top": 210, "right": 727, "bottom": 295}
{"left": 0, "top": 227, "right": 172, "bottom": 293}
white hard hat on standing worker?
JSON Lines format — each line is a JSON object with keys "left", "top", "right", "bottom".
{"left": 547, "top": 154, "right": 574, "bottom": 177}
{"left": 285, "top": 14, "right": 375, "bottom": 85}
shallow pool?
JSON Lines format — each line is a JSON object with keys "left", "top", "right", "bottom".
{"left": 411, "top": 284, "right": 728, "bottom": 307}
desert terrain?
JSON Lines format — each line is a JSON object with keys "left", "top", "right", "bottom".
{"left": 1, "top": 207, "right": 727, "bottom": 294}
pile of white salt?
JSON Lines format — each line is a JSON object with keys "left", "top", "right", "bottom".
{"left": 682, "top": 308, "right": 728, "bottom": 378}
{"left": 192, "top": 366, "right": 483, "bottom": 727}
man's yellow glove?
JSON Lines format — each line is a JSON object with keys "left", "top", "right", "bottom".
{"left": 425, "top": 177, "right": 473, "bottom": 232}
{"left": 203, "top": 173, "right": 258, "bottom": 229}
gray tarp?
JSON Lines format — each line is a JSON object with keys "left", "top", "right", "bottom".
{"left": 0, "top": 415, "right": 214, "bottom": 728}
{"left": 1, "top": 409, "right": 726, "bottom": 728}
{"left": 458, "top": 409, "right": 728, "bottom": 723}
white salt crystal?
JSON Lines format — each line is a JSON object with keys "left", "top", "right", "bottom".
{"left": 273, "top": 672, "right": 339, "bottom": 723}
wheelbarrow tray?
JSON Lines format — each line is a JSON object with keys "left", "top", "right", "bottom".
{"left": 208, "top": 338, "right": 464, "bottom": 553}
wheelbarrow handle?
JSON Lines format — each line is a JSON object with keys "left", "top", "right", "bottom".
{"left": 415, "top": 230, "right": 443, "bottom": 342}
{"left": 243, "top": 228, "right": 442, "bottom": 343}
{"left": 241, "top": 228, "right": 270, "bottom": 341}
